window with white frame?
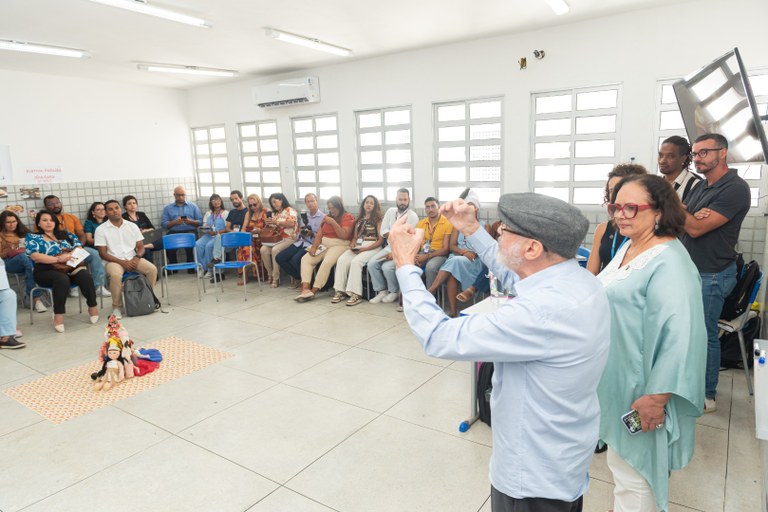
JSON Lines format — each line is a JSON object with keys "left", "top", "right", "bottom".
{"left": 356, "top": 106, "right": 413, "bottom": 203}
{"left": 238, "top": 120, "right": 282, "bottom": 199}
{"left": 192, "top": 125, "right": 231, "bottom": 198}
{"left": 531, "top": 86, "right": 621, "bottom": 205}
{"left": 292, "top": 114, "right": 340, "bottom": 201}
{"left": 655, "top": 73, "right": 768, "bottom": 208}
{"left": 434, "top": 98, "right": 503, "bottom": 204}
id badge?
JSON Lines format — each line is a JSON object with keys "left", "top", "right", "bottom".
{"left": 422, "top": 240, "right": 431, "bottom": 254}
{"left": 356, "top": 237, "right": 364, "bottom": 246}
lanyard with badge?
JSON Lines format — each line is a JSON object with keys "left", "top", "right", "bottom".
{"left": 422, "top": 221, "right": 438, "bottom": 253}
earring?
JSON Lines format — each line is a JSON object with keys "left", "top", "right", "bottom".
{"left": 654, "top": 218, "right": 661, "bottom": 234}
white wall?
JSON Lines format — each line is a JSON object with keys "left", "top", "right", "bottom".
{"left": 186, "top": 0, "right": 768, "bottom": 206}
{"left": 0, "top": 69, "right": 191, "bottom": 184}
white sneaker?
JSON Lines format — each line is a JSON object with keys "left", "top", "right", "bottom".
{"left": 369, "top": 291, "right": 388, "bottom": 304}
{"left": 203, "top": 271, "right": 212, "bottom": 279}
{"left": 69, "top": 288, "right": 80, "bottom": 298}
{"left": 33, "top": 300, "right": 48, "bottom": 313}
{"left": 704, "top": 398, "right": 716, "bottom": 413}
{"left": 112, "top": 308, "right": 123, "bottom": 320}
{"left": 382, "top": 292, "right": 399, "bottom": 303}
{"left": 98, "top": 285, "right": 112, "bottom": 297}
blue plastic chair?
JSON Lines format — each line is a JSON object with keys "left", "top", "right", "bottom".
{"left": 212, "top": 232, "right": 257, "bottom": 302}
{"left": 161, "top": 233, "right": 205, "bottom": 304}
{"left": 29, "top": 284, "right": 82, "bottom": 325}
{"left": 577, "top": 246, "right": 590, "bottom": 268}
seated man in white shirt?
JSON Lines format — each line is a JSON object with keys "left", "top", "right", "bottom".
{"left": 95, "top": 200, "right": 158, "bottom": 319}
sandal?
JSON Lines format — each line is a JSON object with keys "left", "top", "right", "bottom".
{"left": 456, "top": 287, "right": 476, "bottom": 303}
{"left": 270, "top": 278, "right": 279, "bottom": 288}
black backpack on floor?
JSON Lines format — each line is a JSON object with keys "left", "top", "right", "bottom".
{"left": 123, "top": 274, "right": 161, "bottom": 317}
{"left": 477, "top": 362, "right": 494, "bottom": 427}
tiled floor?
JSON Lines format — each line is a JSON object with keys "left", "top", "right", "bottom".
{"left": 0, "top": 275, "right": 762, "bottom": 511}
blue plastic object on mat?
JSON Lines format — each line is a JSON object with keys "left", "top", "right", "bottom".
{"left": 138, "top": 348, "right": 163, "bottom": 362}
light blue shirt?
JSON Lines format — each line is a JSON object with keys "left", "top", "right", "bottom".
{"left": 161, "top": 202, "right": 203, "bottom": 233}
{"left": 396, "top": 227, "right": 611, "bottom": 502}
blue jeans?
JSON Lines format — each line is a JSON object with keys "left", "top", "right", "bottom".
{"left": 276, "top": 244, "right": 306, "bottom": 280}
{"left": 195, "top": 234, "right": 219, "bottom": 269}
{"left": 701, "top": 263, "right": 737, "bottom": 399}
{"left": 0, "top": 288, "right": 17, "bottom": 336}
{"left": 4, "top": 253, "right": 41, "bottom": 299}
{"left": 84, "top": 246, "right": 105, "bottom": 289}
{"left": 367, "top": 248, "right": 398, "bottom": 293}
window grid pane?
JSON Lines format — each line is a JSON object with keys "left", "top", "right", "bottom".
{"left": 654, "top": 74, "right": 767, "bottom": 208}
{"left": 191, "top": 124, "right": 231, "bottom": 198}
{"left": 238, "top": 120, "right": 281, "bottom": 201}
{"left": 356, "top": 106, "right": 414, "bottom": 203}
{"left": 434, "top": 98, "right": 503, "bottom": 204}
{"left": 532, "top": 86, "right": 621, "bottom": 205}
{"left": 293, "top": 114, "right": 340, "bottom": 202}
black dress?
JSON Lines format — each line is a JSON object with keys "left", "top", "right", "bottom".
{"left": 122, "top": 211, "right": 162, "bottom": 263}
{"left": 597, "top": 222, "right": 627, "bottom": 272}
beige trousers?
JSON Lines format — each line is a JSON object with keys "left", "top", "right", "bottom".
{"left": 260, "top": 237, "right": 294, "bottom": 282}
{"left": 300, "top": 237, "right": 349, "bottom": 289}
{"left": 105, "top": 258, "right": 157, "bottom": 309}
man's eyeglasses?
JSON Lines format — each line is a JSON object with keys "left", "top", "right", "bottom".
{"left": 691, "top": 147, "right": 723, "bottom": 159}
{"left": 497, "top": 224, "right": 548, "bottom": 251}
{"left": 607, "top": 203, "right": 653, "bottom": 219}
{"left": 174, "top": 193, "right": 186, "bottom": 197}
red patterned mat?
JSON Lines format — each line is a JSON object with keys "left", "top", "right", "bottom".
{"left": 4, "top": 337, "right": 233, "bottom": 424}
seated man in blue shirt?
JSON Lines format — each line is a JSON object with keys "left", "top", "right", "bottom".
{"left": 161, "top": 186, "right": 202, "bottom": 272}
{"left": 389, "top": 193, "right": 611, "bottom": 512}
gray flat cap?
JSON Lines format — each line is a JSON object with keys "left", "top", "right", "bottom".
{"left": 497, "top": 193, "right": 589, "bottom": 258}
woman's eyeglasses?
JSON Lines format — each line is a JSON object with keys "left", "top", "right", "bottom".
{"left": 607, "top": 203, "right": 653, "bottom": 219}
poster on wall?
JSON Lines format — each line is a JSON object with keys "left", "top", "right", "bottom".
{"left": 0, "top": 146, "right": 12, "bottom": 188}
{"left": 24, "top": 166, "right": 65, "bottom": 185}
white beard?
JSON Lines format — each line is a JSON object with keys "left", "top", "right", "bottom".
{"left": 496, "top": 239, "right": 525, "bottom": 272}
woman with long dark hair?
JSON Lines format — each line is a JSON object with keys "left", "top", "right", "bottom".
{"left": 25, "top": 210, "right": 99, "bottom": 332}
{"left": 260, "top": 192, "right": 297, "bottom": 287}
{"left": 330, "top": 195, "right": 384, "bottom": 306}
{"left": 0, "top": 210, "right": 46, "bottom": 313}
{"left": 195, "top": 193, "right": 228, "bottom": 277}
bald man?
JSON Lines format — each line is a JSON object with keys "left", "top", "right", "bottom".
{"left": 161, "top": 186, "right": 202, "bottom": 268}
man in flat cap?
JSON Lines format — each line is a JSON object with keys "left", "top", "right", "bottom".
{"left": 389, "top": 192, "right": 611, "bottom": 512}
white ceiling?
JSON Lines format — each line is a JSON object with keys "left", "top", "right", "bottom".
{"left": 0, "top": 0, "right": 687, "bottom": 89}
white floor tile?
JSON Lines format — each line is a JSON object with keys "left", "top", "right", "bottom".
{"left": 284, "top": 347, "right": 442, "bottom": 412}
{"left": 357, "top": 322, "right": 452, "bottom": 367}
{"left": 114, "top": 364, "right": 275, "bottom": 432}
{"left": 387, "top": 367, "right": 492, "bottom": 446}
{"left": 285, "top": 308, "right": 401, "bottom": 345}
{"left": 0, "top": 407, "right": 170, "bottom": 512}
{"left": 287, "top": 415, "right": 491, "bottom": 512}
{"left": 22, "top": 436, "right": 277, "bottom": 512}
{"left": 246, "top": 487, "right": 336, "bottom": 512}
{"left": 222, "top": 331, "right": 349, "bottom": 381}
{"left": 180, "top": 384, "right": 377, "bottom": 483}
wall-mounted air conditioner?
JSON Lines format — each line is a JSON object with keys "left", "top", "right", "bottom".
{"left": 252, "top": 76, "right": 320, "bottom": 108}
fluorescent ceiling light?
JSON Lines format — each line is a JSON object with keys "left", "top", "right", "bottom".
{"left": 544, "top": 0, "right": 570, "bottom": 15}
{"left": 137, "top": 64, "right": 238, "bottom": 77}
{"left": 266, "top": 28, "right": 352, "bottom": 57}
{"left": 0, "top": 39, "right": 90, "bottom": 58}
{"left": 87, "top": 0, "right": 210, "bottom": 28}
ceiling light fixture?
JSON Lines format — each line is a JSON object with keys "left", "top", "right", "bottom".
{"left": 137, "top": 63, "right": 238, "bottom": 77}
{"left": 544, "top": 0, "right": 570, "bottom": 15}
{"left": 266, "top": 28, "right": 352, "bottom": 57}
{"left": 0, "top": 39, "right": 90, "bottom": 58}
{"left": 87, "top": 0, "right": 210, "bottom": 28}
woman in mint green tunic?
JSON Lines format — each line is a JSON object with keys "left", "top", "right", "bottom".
{"left": 597, "top": 175, "right": 706, "bottom": 512}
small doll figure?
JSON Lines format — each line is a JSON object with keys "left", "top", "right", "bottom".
{"left": 92, "top": 339, "right": 126, "bottom": 391}
{"left": 121, "top": 339, "right": 136, "bottom": 379}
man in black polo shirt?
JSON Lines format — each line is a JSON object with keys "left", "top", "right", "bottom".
{"left": 226, "top": 190, "right": 247, "bottom": 232}
{"left": 681, "top": 133, "right": 750, "bottom": 413}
